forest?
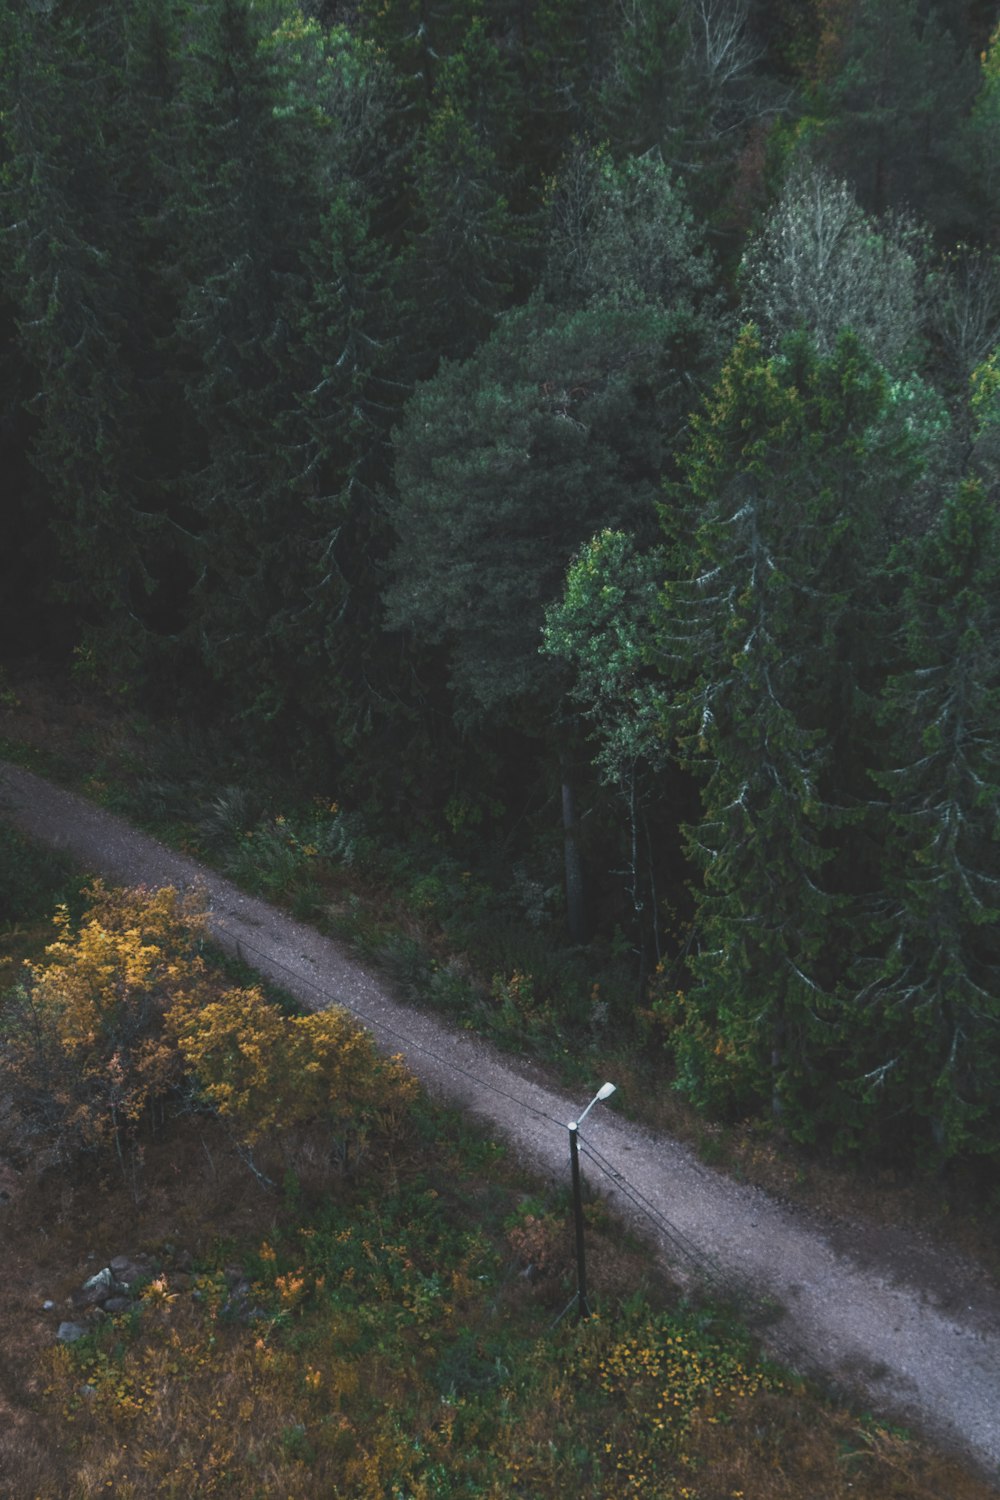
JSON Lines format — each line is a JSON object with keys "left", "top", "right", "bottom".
{"left": 3, "top": 0, "right": 1000, "bottom": 1169}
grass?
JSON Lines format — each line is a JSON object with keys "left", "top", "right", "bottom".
{"left": 0, "top": 824, "right": 998, "bottom": 1497}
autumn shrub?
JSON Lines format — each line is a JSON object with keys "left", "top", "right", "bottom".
{"left": 169, "top": 983, "right": 418, "bottom": 1178}
{"left": 505, "top": 1208, "right": 570, "bottom": 1279}
{"left": 0, "top": 874, "right": 419, "bottom": 1197}
{"left": 0, "top": 882, "right": 211, "bottom": 1174}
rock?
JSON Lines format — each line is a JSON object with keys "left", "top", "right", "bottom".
{"left": 109, "top": 1253, "right": 154, "bottom": 1287}
{"left": 42, "top": 1299, "right": 54, "bottom": 1311}
{"left": 57, "top": 1322, "right": 88, "bottom": 1343}
{"left": 73, "top": 1257, "right": 153, "bottom": 1310}
{"left": 103, "top": 1297, "right": 131, "bottom": 1314}
{"left": 74, "top": 1268, "right": 118, "bottom": 1307}
{"left": 81, "top": 1267, "right": 116, "bottom": 1294}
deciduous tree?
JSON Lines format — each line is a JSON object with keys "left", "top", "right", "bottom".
{"left": 739, "top": 163, "right": 926, "bottom": 369}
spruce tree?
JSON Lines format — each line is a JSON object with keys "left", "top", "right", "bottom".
{"left": 809, "top": 0, "right": 976, "bottom": 231}
{"left": 661, "top": 328, "right": 936, "bottom": 1135}
{"left": 0, "top": 0, "right": 173, "bottom": 675}
{"left": 868, "top": 481, "right": 1000, "bottom": 1159}
{"left": 169, "top": 2, "right": 403, "bottom": 758}
{"left": 399, "top": 17, "right": 528, "bottom": 369}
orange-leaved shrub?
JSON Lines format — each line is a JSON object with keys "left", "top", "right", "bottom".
{"left": 0, "top": 882, "right": 210, "bottom": 1171}
{"left": 169, "top": 984, "right": 418, "bottom": 1173}
{"left": 1, "top": 881, "right": 417, "bottom": 1189}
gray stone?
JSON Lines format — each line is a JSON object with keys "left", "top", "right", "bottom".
{"left": 57, "top": 1322, "right": 88, "bottom": 1343}
{"left": 81, "top": 1267, "right": 115, "bottom": 1296}
{"left": 109, "top": 1254, "right": 153, "bottom": 1287}
{"left": 74, "top": 1266, "right": 124, "bottom": 1308}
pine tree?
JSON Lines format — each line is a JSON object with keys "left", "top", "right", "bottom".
{"left": 383, "top": 292, "right": 696, "bottom": 727}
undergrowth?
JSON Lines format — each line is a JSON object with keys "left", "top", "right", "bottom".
{"left": 3, "top": 678, "right": 1000, "bottom": 1271}
{"left": 0, "top": 837, "right": 996, "bottom": 1497}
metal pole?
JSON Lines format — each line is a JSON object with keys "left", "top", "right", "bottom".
{"left": 568, "top": 1121, "right": 589, "bottom": 1319}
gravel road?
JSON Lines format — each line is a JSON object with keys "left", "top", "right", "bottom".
{"left": 2, "top": 759, "right": 999, "bottom": 1485}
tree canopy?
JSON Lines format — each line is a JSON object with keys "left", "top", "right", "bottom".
{"left": 3, "top": 0, "right": 1000, "bottom": 1165}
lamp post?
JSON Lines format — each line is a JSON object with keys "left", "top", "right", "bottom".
{"left": 567, "top": 1082, "right": 616, "bottom": 1319}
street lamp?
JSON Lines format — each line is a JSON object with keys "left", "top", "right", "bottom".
{"left": 568, "top": 1082, "right": 616, "bottom": 1319}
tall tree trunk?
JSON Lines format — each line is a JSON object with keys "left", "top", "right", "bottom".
{"left": 561, "top": 770, "right": 588, "bottom": 944}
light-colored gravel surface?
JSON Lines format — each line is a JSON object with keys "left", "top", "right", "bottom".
{"left": 2, "top": 759, "right": 999, "bottom": 1486}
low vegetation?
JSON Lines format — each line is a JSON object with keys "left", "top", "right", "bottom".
{"left": 0, "top": 828, "right": 996, "bottom": 1498}
{"left": 3, "top": 681, "right": 998, "bottom": 1279}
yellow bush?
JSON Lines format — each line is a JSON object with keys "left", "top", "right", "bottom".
{"left": 1, "top": 882, "right": 210, "bottom": 1163}
{"left": 169, "top": 984, "right": 417, "bottom": 1168}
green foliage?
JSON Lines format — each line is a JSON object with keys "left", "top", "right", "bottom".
{"left": 0, "top": 0, "right": 184, "bottom": 676}
{"left": 867, "top": 481, "right": 1000, "bottom": 1159}
{"left": 211, "top": 800, "right": 366, "bottom": 921}
{"left": 803, "top": 0, "right": 977, "bottom": 230}
{"left": 595, "top": 0, "right": 693, "bottom": 158}
{"left": 925, "top": 246, "right": 1000, "bottom": 392}
{"left": 965, "top": 20, "right": 1000, "bottom": 236}
{"left": 2, "top": 0, "right": 999, "bottom": 1178}
{"left": 544, "top": 529, "right": 669, "bottom": 787}
{"left": 0, "top": 824, "right": 79, "bottom": 929}
{"left": 399, "top": 16, "right": 530, "bottom": 364}
{"left": 659, "top": 327, "right": 942, "bottom": 1134}
{"left": 594, "top": 0, "right": 768, "bottom": 207}
{"left": 384, "top": 291, "right": 698, "bottom": 724}
{"left": 541, "top": 145, "right": 719, "bottom": 315}
{"left": 544, "top": 529, "right": 683, "bottom": 960}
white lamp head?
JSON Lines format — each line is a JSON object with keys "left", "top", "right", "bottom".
{"left": 574, "top": 1080, "right": 617, "bottom": 1128}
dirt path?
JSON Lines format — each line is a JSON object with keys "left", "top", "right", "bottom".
{"left": 2, "top": 759, "right": 999, "bottom": 1485}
